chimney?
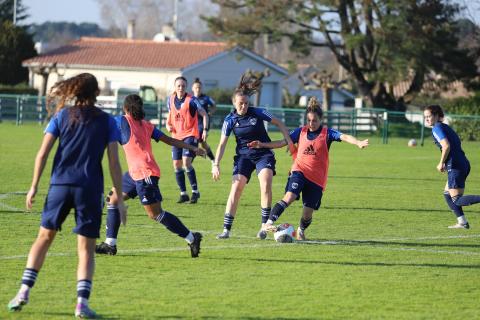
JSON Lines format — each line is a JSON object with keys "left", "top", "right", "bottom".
{"left": 127, "top": 20, "right": 135, "bottom": 39}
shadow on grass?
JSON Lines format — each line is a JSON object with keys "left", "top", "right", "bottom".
{"left": 202, "top": 253, "right": 480, "bottom": 270}
{"left": 42, "top": 312, "right": 119, "bottom": 319}
{"left": 97, "top": 316, "right": 312, "bottom": 320}
{"left": 301, "top": 238, "right": 480, "bottom": 249}
{"left": 321, "top": 206, "right": 451, "bottom": 213}
{"left": 331, "top": 175, "right": 438, "bottom": 182}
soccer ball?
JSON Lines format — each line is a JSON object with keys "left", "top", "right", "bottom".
{"left": 408, "top": 139, "right": 417, "bottom": 147}
{"left": 274, "top": 223, "right": 296, "bottom": 243}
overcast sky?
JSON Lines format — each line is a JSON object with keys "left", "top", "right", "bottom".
{"left": 22, "top": 0, "right": 480, "bottom": 26}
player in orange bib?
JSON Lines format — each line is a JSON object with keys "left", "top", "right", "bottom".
{"left": 248, "top": 97, "right": 369, "bottom": 240}
{"left": 167, "top": 76, "right": 208, "bottom": 204}
{"left": 96, "top": 94, "right": 205, "bottom": 258}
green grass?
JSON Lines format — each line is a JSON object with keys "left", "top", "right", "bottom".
{"left": 1, "top": 123, "right": 479, "bottom": 319}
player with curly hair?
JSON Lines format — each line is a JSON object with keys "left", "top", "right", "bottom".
{"left": 7, "top": 73, "right": 126, "bottom": 318}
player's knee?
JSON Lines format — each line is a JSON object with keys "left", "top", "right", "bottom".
{"left": 451, "top": 194, "right": 463, "bottom": 203}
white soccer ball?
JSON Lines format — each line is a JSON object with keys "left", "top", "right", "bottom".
{"left": 408, "top": 139, "right": 417, "bottom": 147}
{"left": 274, "top": 223, "right": 296, "bottom": 243}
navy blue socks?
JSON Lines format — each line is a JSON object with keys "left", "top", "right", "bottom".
{"left": 155, "top": 210, "right": 190, "bottom": 238}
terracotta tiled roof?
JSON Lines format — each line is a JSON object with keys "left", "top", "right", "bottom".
{"left": 23, "top": 37, "right": 227, "bottom": 69}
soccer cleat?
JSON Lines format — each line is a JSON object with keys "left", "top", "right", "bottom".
{"left": 216, "top": 230, "right": 230, "bottom": 239}
{"left": 296, "top": 228, "right": 306, "bottom": 241}
{"left": 177, "top": 194, "right": 190, "bottom": 203}
{"left": 256, "top": 229, "right": 267, "bottom": 240}
{"left": 7, "top": 291, "right": 29, "bottom": 312}
{"left": 189, "top": 232, "right": 202, "bottom": 258}
{"left": 95, "top": 242, "right": 117, "bottom": 255}
{"left": 190, "top": 192, "right": 200, "bottom": 204}
{"left": 448, "top": 222, "right": 470, "bottom": 229}
{"left": 75, "top": 303, "right": 97, "bottom": 319}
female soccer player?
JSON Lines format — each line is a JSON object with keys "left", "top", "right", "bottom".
{"left": 248, "top": 97, "right": 369, "bottom": 240}
{"left": 192, "top": 77, "right": 217, "bottom": 164}
{"left": 167, "top": 76, "right": 208, "bottom": 204}
{"left": 212, "top": 73, "right": 295, "bottom": 239}
{"left": 7, "top": 73, "right": 126, "bottom": 318}
{"left": 96, "top": 94, "right": 204, "bottom": 257}
{"left": 424, "top": 105, "right": 480, "bottom": 229}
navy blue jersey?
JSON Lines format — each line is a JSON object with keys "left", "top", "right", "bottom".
{"left": 432, "top": 122, "right": 469, "bottom": 169}
{"left": 222, "top": 107, "right": 273, "bottom": 156}
{"left": 45, "top": 106, "right": 120, "bottom": 189}
{"left": 166, "top": 94, "right": 205, "bottom": 118}
{"left": 195, "top": 94, "right": 215, "bottom": 114}
{"left": 114, "top": 115, "right": 164, "bottom": 145}
{"left": 290, "top": 126, "right": 342, "bottom": 149}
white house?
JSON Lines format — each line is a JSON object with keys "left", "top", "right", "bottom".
{"left": 22, "top": 37, "right": 288, "bottom": 107}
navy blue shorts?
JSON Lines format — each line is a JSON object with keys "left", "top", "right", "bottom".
{"left": 171, "top": 136, "right": 198, "bottom": 160}
{"left": 122, "top": 172, "right": 162, "bottom": 205}
{"left": 41, "top": 185, "right": 104, "bottom": 238}
{"left": 232, "top": 153, "right": 276, "bottom": 183}
{"left": 285, "top": 171, "right": 323, "bottom": 210}
{"left": 447, "top": 162, "right": 470, "bottom": 189}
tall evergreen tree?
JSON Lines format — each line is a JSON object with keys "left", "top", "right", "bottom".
{"left": 0, "top": 0, "right": 28, "bottom": 24}
{"left": 0, "top": 0, "right": 36, "bottom": 85}
{"left": 204, "top": 0, "right": 478, "bottom": 110}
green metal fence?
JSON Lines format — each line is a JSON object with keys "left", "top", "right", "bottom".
{"left": 1, "top": 94, "right": 479, "bottom": 145}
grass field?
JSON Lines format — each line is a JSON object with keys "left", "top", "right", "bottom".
{"left": 0, "top": 123, "right": 479, "bottom": 319}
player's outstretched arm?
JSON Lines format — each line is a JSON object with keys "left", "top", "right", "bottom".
{"left": 107, "top": 142, "right": 127, "bottom": 225}
{"left": 271, "top": 117, "right": 296, "bottom": 154}
{"left": 247, "top": 139, "right": 288, "bottom": 149}
{"left": 26, "top": 133, "right": 57, "bottom": 210}
{"left": 159, "top": 135, "right": 205, "bottom": 157}
{"left": 340, "top": 134, "right": 369, "bottom": 149}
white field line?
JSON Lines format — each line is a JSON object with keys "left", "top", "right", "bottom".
{"left": 0, "top": 192, "right": 26, "bottom": 212}
{"left": 1, "top": 233, "right": 480, "bottom": 261}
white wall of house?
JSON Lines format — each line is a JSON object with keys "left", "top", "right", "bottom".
{"left": 183, "top": 50, "right": 286, "bottom": 108}
{"left": 27, "top": 50, "right": 287, "bottom": 107}
{"left": 29, "top": 67, "right": 182, "bottom": 99}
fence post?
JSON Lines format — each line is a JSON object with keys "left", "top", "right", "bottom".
{"left": 157, "top": 101, "right": 162, "bottom": 127}
{"left": 16, "top": 97, "right": 20, "bottom": 125}
{"left": 351, "top": 108, "right": 356, "bottom": 136}
{"left": 382, "top": 111, "right": 389, "bottom": 144}
{"left": 37, "top": 96, "right": 43, "bottom": 125}
{"left": 420, "top": 113, "right": 425, "bottom": 146}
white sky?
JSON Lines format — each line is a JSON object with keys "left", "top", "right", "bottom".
{"left": 22, "top": 0, "right": 480, "bottom": 26}
{"left": 23, "top": 0, "right": 102, "bottom": 25}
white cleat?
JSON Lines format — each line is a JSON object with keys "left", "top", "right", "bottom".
{"left": 216, "top": 230, "right": 230, "bottom": 239}
{"left": 296, "top": 227, "right": 306, "bottom": 241}
{"left": 448, "top": 222, "right": 470, "bottom": 229}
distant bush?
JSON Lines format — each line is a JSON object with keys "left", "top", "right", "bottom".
{"left": 0, "top": 83, "right": 38, "bottom": 95}
{"left": 443, "top": 92, "right": 480, "bottom": 116}
{"left": 443, "top": 92, "right": 480, "bottom": 141}
{"left": 449, "top": 118, "right": 480, "bottom": 141}
{"left": 387, "top": 122, "right": 423, "bottom": 138}
{"left": 206, "top": 87, "right": 233, "bottom": 105}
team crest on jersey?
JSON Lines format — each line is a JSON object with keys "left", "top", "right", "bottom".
{"left": 175, "top": 113, "right": 182, "bottom": 121}
{"left": 292, "top": 182, "right": 299, "bottom": 189}
{"left": 303, "top": 144, "right": 316, "bottom": 155}
{"left": 249, "top": 118, "right": 257, "bottom": 126}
